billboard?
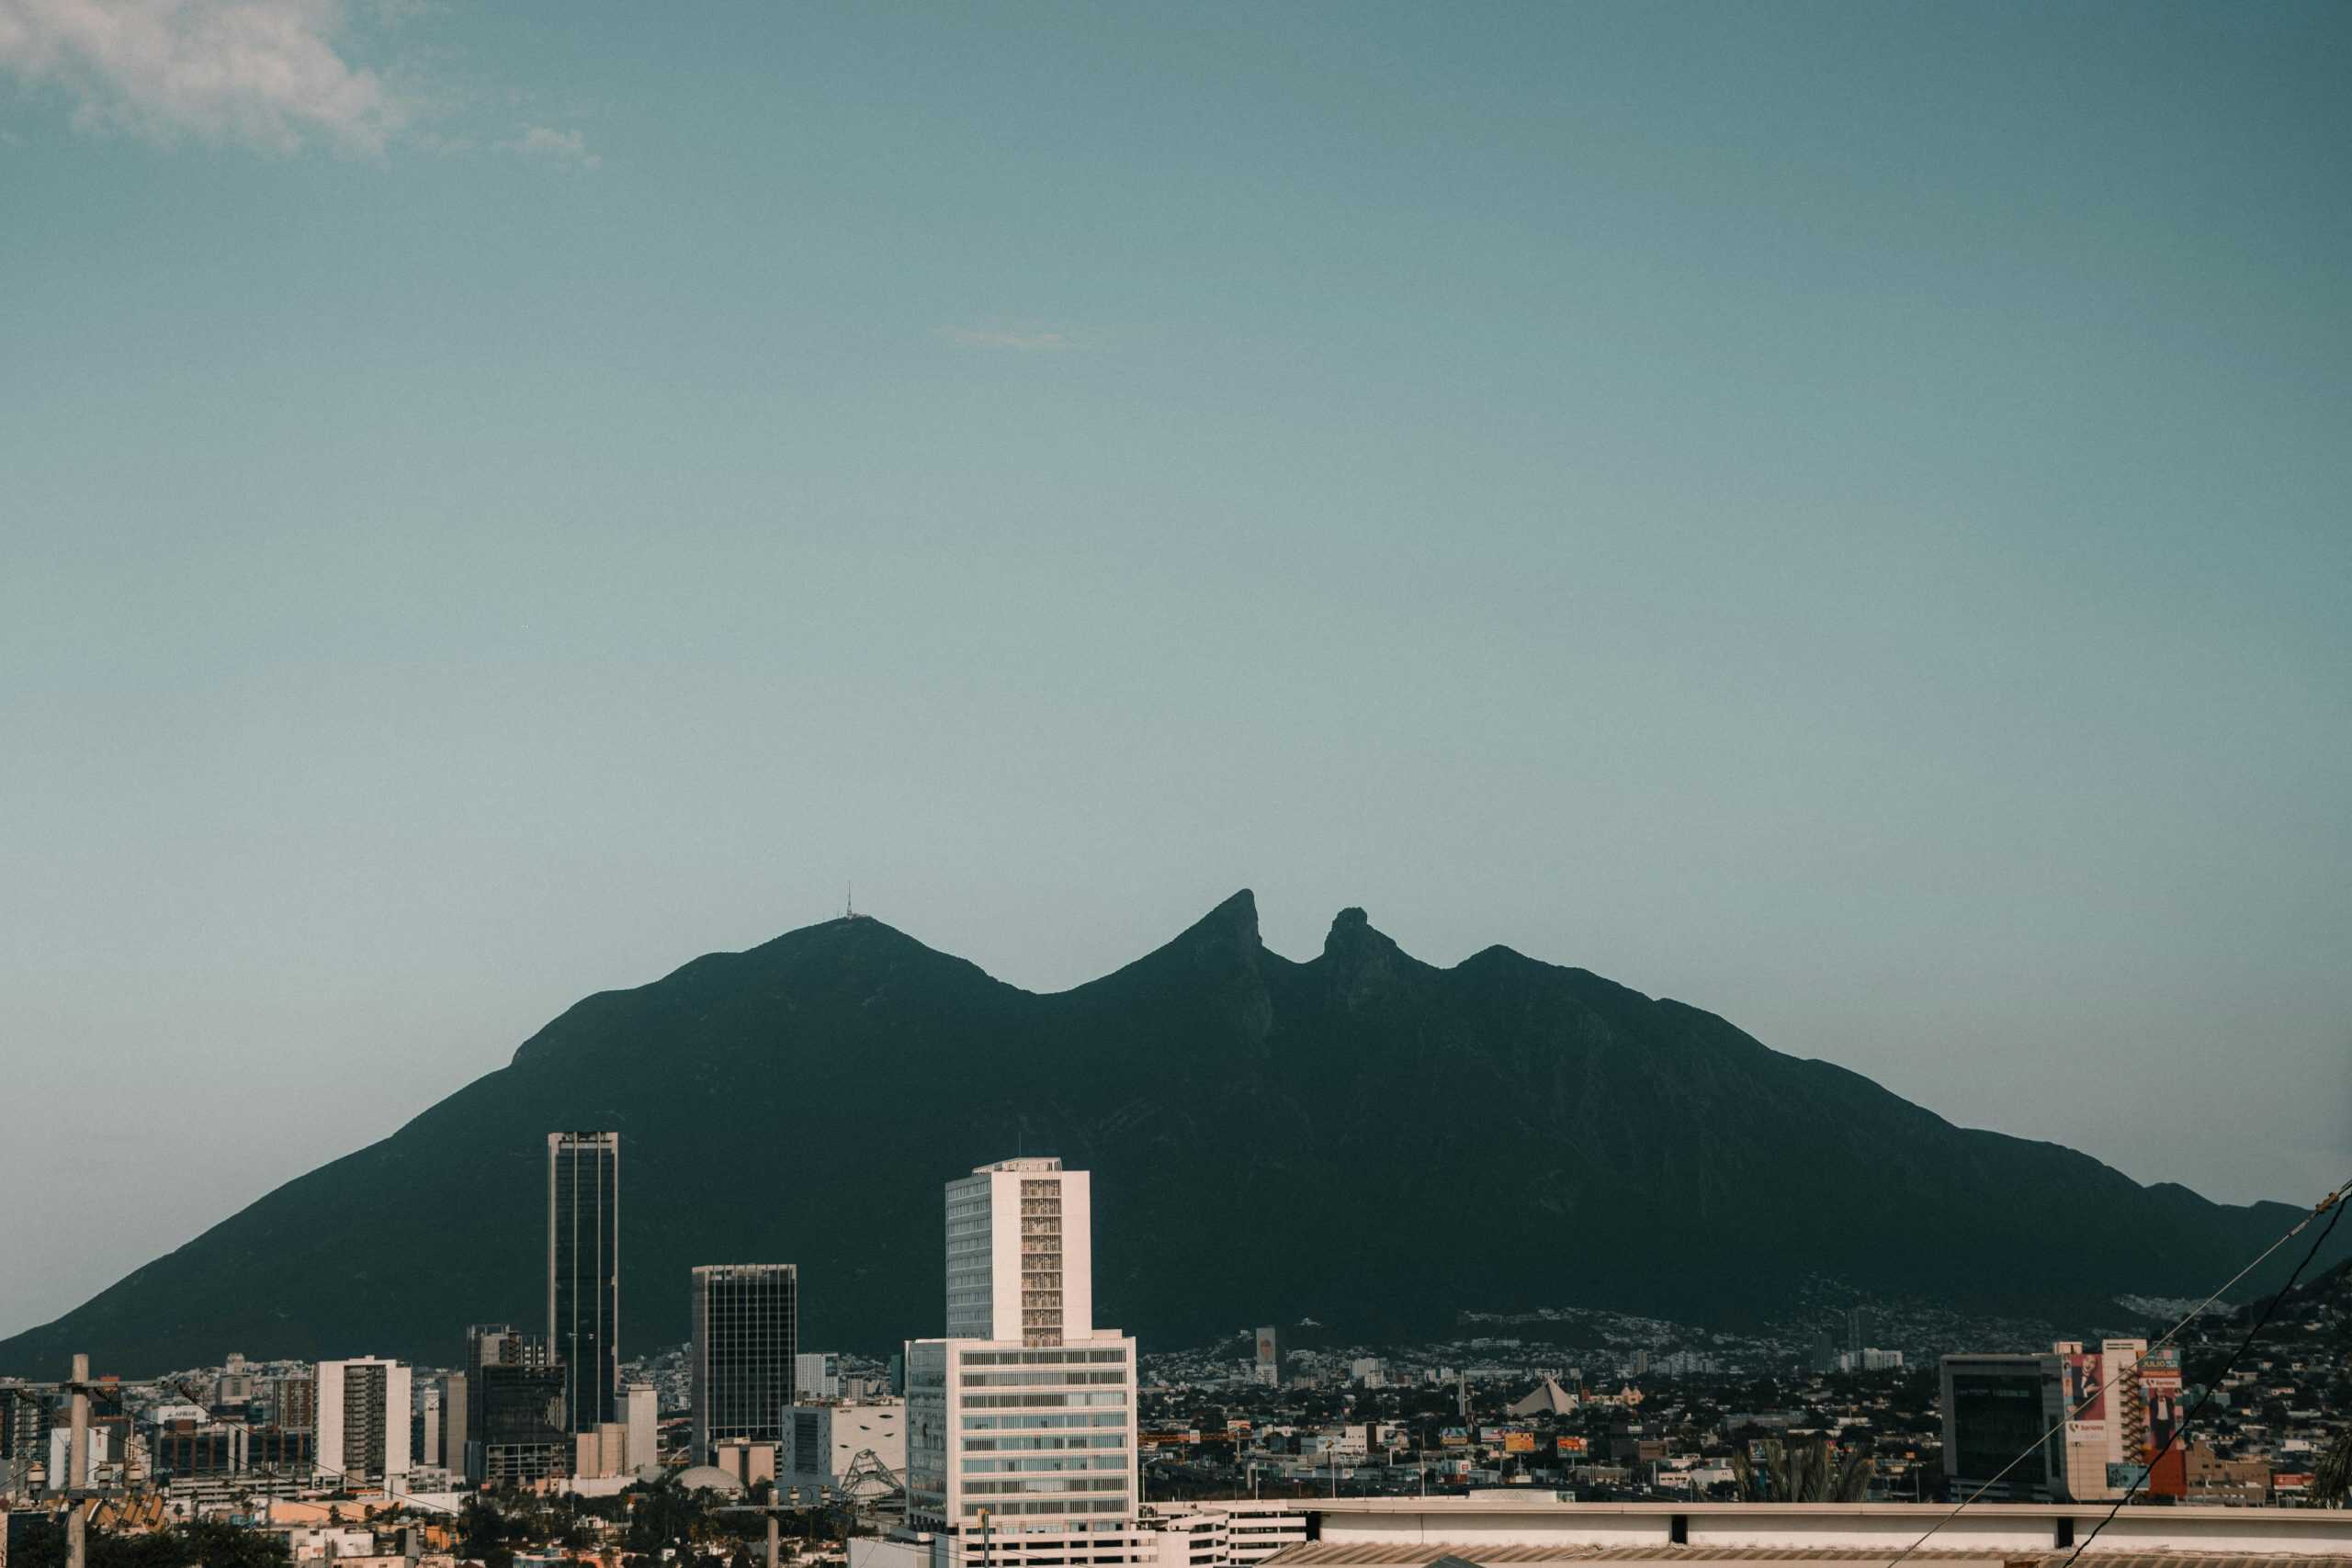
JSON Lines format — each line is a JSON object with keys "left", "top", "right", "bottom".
{"left": 2064, "top": 1351, "right": 2106, "bottom": 1420}
{"left": 1557, "top": 1435, "right": 1589, "bottom": 1454}
{"left": 2137, "top": 1348, "right": 2187, "bottom": 1498}
{"left": 1503, "top": 1431, "right": 1536, "bottom": 1453}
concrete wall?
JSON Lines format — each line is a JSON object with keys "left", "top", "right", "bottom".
{"left": 1201, "top": 1497, "right": 2352, "bottom": 1558}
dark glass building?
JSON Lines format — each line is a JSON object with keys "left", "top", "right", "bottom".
{"left": 690, "top": 1263, "right": 798, "bottom": 1462}
{"left": 548, "top": 1131, "right": 620, "bottom": 1432}
{"left": 465, "top": 1324, "right": 567, "bottom": 1484}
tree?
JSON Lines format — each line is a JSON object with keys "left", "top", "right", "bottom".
{"left": 459, "top": 1495, "right": 519, "bottom": 1568}
{"left": 8, "top": 1518, "right": 293, "bottom": 1568}
{"left": 2312, "top": 1427, "right": 2352, "bottom": 1509}
{"left": 1731, "top": 1438, "right": 1874, "bottom": 1502}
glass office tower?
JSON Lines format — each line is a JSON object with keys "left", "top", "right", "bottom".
{"left": 690, "top": 1263, "right": 799, "bottom": 1463}
{"left": 548, "top": 1131, "right": 621, "bottom": 1432}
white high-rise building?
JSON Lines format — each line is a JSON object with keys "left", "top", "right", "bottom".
{"left": 797, "top": 1352, "right": 843, "bottom": 1402}
{"left": 314, "top": 1358, "right": 412, "bottom": 1488}
{"left": 625, "top": 1382, "right": 659, "bottom": 1476}
{"left": 906, "top": 1157, "right": 1142, "bottom": 1568}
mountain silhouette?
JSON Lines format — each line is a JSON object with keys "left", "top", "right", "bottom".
{"left": 0, "top": 892, "right": 2331, "bottom": 1377}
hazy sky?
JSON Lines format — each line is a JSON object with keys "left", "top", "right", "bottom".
{"left": 3, "top": 0, "right": 2347, "bottom": 1340}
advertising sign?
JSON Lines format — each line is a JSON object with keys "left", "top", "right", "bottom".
{"left": 1503, "top": 1431, "right": 1536, "bottom": 1453}
{"left": 2139, "top": 1356, "right": 2184, "bottom": 1453}
{"left": 2064, "top": 1351, "right": 2106, "bottom": 1419}
{"left": 2137, "top": 1349, "right": 2188, "bottom": 1498}
{"left": 1557, "top": 1436, "right": 1589, "bottom": 1454}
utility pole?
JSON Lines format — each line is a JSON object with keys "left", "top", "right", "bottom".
{"left": 720, "top": 1483, "right": 820, "bottom": 1568}
{"left": 65, "top": 1353, "right": 91, "bottom": 1568}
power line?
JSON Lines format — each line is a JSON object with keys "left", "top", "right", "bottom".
{"left": 1875, "top": 1173, "right": 2350, "bottom": 1568}
{"left": 2051, "top": 1191, "right": 2345, "bottom": 1568}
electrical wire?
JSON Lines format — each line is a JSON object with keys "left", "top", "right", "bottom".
{"left": 2050, "top": 1191, "right": 2345, "bottom": 1568}
{"left": 1875, "top": 1174, "right": 2350, "bottom": 1568}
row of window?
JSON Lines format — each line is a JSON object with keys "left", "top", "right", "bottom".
{"left": 963, "top": 1476, "right": 1129, "bottom": 1495}
{"left": 961, "top": 1371, "right": 1125, "bottom": 1388}
{"left": 960, "top": 1349, "right": 1126, "bottom": 1367}
{"left": 959, "top": 1392, "right": 1125, "bottom": 1409}
{"left": 960, "top": 1455, "right": 1128, "bottom": 1473}
{"left": 963, "top": 1435, "right": 1125, "bottom": 1451}
{"left": 959, "top": 1412, "right": 1125, "bottom": 1430}
{"left": 960, "top": 1499, "right": 1131, "bottom": 1517}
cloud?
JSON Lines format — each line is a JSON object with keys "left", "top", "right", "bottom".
{"left": 498, "top": 122, "right": 596, "bottom": 168}
{"left": 938, "top": 325, "right": 1083, "bottom": 352}
{"left": 0, "top": 0, "right": 406, "bottom": 153}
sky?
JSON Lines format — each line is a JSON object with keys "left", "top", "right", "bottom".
{"left": 2, "top": 0, "right": 2347, "bottom": 1340}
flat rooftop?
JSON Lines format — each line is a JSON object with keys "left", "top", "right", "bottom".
{"left": 1266, "top": 1548, "right": 2352, "bottom": 1568}
{"left": 1199, "top": 1500, "right": 2352, "bottom": 1565}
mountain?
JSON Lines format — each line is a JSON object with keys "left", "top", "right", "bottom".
{"left": 1, "top": 892, "right": 2335, "bottom": 1378}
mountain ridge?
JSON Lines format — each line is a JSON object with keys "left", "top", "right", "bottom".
{"left": 1, "top": 890, "right": 2334, "bottom": 1379}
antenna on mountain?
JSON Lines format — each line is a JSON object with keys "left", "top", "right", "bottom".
{"left": 845, "top": 882, "right": 854, "bottom": 920}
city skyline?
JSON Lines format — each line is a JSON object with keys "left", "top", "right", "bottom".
{"left": 0, "top": 897, "right": 2341, "bottom": 1381}
{"left": 4, "top": 0, "right": 2348, "bottom": 1346}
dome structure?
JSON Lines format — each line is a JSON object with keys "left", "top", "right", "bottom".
{"left": 673, "top": 1464, "right": 746, "bottom": 1496}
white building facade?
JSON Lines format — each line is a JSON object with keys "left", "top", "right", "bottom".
{"left": 785, "top": 1399, "right": 906, "bottom": 1498}
{"left": 314, "top": 1358, "right": 412, "bottom": 1488}
{"left": 906, "top": 1157, "right": 1140, "bottom": 1568}
{"left": 625, "top": 1382, "right": 659, "bottom": 1476}
{"left": 797, "top": 1353, "right": 843, "bottom": 1403}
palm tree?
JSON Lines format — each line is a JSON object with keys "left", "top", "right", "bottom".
{"left": 1731, "top": 1438, "right": 1874, "bottom": 1502}
{"left": 2312, "top": 1428, "right": 2351, "bottom": 1508}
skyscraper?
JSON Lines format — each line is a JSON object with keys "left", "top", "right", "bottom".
{"left": 691, "top": 1263, "right": 800, "bottom": 1463}
{"left": 548, "top": 1131, "right": 620, "bottom": 1432}
{"left": 908, "top": 1157, "right": 1141, "bottom": 1567}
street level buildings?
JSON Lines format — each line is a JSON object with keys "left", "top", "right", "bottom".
{"left": 784, "top": 1398, "right": 906, "bottom": 1502}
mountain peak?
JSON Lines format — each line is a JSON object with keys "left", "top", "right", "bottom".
{"left": 1072, "top": 889, "right": 1268, "bottom": 1009}
{"left": 1193, "top": 887, "right": 1261, "bottom": 948}
{"left": 1322, "top": 905, "right": 1392, "bottom": 957}
{"left": 1318, "top": 905, "right": 1425, "bottom": 1005}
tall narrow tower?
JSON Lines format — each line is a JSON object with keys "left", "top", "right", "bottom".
{"left": 548, "top": 1131, "right": 621, "bottom": 1432}
{"left": 942, "top": 1155, "right": 1093, "bottom": 1345}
